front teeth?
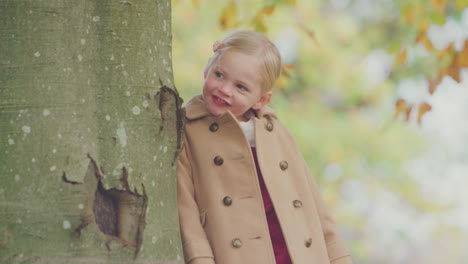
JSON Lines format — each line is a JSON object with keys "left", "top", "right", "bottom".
{"left": 216, "top": 97, "right": 228, "bottom": 105}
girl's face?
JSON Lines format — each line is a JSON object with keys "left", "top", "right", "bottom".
{"left": 203, "top": 50, "right": 272, "bottom": 122}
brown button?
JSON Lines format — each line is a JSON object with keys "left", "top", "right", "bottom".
{"left": 209, "top": 122, "right": 219, "bottom": 132}
{"left": 214, "top": 156, "right": 224, "bottom": 166}
{"left": 305, "top": 238, "right": 313, "bottom": 248}
{"left": 280, "top": 161, "right": 288, "bottom": 170}
{"left": 232, "top": 238, "right": 242, "bottom": 248}
{"left": 223, "top": 196, "right": 233, "bottom": 206}
{"left": 293, "top": 200, "right": 303, "bottom": 208}
{"left": 266, "top": 121, "right": 274, "bottom": 131}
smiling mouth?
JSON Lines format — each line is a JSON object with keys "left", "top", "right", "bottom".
{"left": 213, "top": 95, "right": 230, "bottom": 106}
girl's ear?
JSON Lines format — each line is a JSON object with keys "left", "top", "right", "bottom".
{"left": 252, "top": 91, "right": 272, "bottom": 110}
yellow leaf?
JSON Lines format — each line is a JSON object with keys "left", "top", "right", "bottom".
{"left": 437, "top": 43, "right": 454, "bottom": 59}
{"left": 297, "top": 22, "right": 320, "bottom": 46}
{"left": 276, "top": 75, "right": 289, "bottom": 90}
{"left": 428, "top": 78, "right": 437, "bottom": 94}
{"left": 416, "top": 32, "right": 435, "bottom": 52}
{"left": 262, "top": 5, "right": 276, "bottom": 15}
{"left": 394, "top": 98, "right": 407, "bottom": 118}
{"left": 405, "top": 107, "right": 412, "bottom": 121}
{"left": 430, "top": 0, "right": 449, "bottom": 12}
{"left": 220, "top": 3, "right": 237, "bottom": 30}
{"left": 288, "top": 0, "right": 297, "bottom": 5}
{"left": 455, "top": 40, "right": 468, "bottom": 67}
{"left": 402, "top": 4, "right": 423, "bottom": 24}
{"left": 284, "top": 64, "right": 297, "bottom": 71}
{"left": 456, "top": 0, "right": 468, "bottom": 8}
{"left": 393, "top": 49, "right": 407, "bottom": 68}
{"left": 251, "top": 6, "right": 275, "bottom": 33}
{"left": 418, "top": 102, "right": 432, "bottom": 124}
{"left": 438, "top": 60, "right": 461, "bottom": 83}
{"left": 191, "top": 0, "right": 199, "bottom": 8}
{"left": 418, "top": 17, "right": 431, "bottom": 32}
{"left": 253, "top": 15, "right": 267, "bottom": 33}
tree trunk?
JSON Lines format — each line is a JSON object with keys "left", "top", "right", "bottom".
{"left": 0, "top": 0, "right": 183, "bottom": 263}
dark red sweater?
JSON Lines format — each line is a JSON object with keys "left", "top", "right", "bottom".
{"left": 251, "top": 147, "right": 292, "bottom": 264}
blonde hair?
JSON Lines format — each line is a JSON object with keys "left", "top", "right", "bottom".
{"left": 204, "top": 30, "right": 282, "bottom": 93}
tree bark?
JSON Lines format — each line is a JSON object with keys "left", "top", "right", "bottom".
{"left": 0, "top": 0, "right": 183, "bottom": 263}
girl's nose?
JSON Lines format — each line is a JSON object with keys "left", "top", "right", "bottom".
{"left": 219, "top": 83, "right": 233, "bottom": 97}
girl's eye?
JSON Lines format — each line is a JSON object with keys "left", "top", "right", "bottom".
{"left": 237, "top": 85, "right": 247, "bottom": 91}
{"left": 215, "top": 71, "right": 223, "bottom": 78}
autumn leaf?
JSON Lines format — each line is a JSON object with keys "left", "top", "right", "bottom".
{"left": 284, "top": 64, "right": 297, "bottom": 71}
{"left": 417, "top": 102, "right": 432, "bottom": 123}
{"left": 278, "top": 0, "right": 297, "bottom": 5}
{"left": 437, "top": 43, "right": 454, "bottom": 59}
{"left": 416, "top": 32, "right": 435, "bottom": 52}
{"left": 191, "top": 0, "right": 199, "bottom": 8}
{"left": 220, "top": 3, "right": 238, "bottom": 30}
{"left": 405, "top": 106, "right": 412, "bottom": 121}
{"left": 429, "top": 11, "right": 446, "bottom": 25}
{"left": 251, "top": 5, "right": 276, "bottom": 33}
{"left": 253, "top": 15, "right": 267, "bottom": 33}
{"left": 456, "top": 0, "right": 468, "bottom": 8}
{"left": 428, "top": 78, "right": 438, "bottom": 94}
{"left": 297, "top": 22, "right": 320, "bottom": 46}
{"left": 455, "top": 40, "right": 468, "bottom": 67}
{"left": 418, "top": 17, "right": 431, "bottom": 32}
{"left": 393, "top": 49, "right": 407, "bottom": 68}
{"left": 438, "top": 60, "right": 461, "bottom": 83}
{"left": 276, "top": 76, "right": 286, "bottom": 89}
{"left": 430, "top": 0, "right": 449, "bottom": 12}
{"left": 262, "top": 5, "right": 276, "bottom": 15}
{"left": 402, "top": 4, "right": 424, "bottom": 24}
{"left": 394, "top": 98, "right": 407, "bottom": 118}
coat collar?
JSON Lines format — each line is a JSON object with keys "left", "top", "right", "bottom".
{"left": 184, "top": 94, "right": 277, "bottom": 121}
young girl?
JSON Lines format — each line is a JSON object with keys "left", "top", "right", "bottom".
{"left": 177, "top": 30, "right": 353, "bottom": 264}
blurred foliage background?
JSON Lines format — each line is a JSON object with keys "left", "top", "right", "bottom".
{"left": 172, "top": 0, "right": 468, "bottom": 263}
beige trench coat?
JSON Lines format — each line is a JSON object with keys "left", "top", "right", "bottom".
{"left": 177, "top": 95, "right": 352, "bottom": 264}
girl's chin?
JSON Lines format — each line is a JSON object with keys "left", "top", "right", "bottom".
{"left": 207, "top": 107, "right": 226, "bottom": 117}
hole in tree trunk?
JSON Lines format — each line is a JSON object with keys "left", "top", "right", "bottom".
{"left": 93, "top": 181, "right": 119, "bottom": 237}
{"left": 92, "top": 165, "right": 148, "bottom": 251}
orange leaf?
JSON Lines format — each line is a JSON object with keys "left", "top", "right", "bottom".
{"left": 418, "top": 102, "right": 432, "bottom": 123}
{"left": 393, "top": 49, "right": 407, "bottom": 68}
{"left": 428, "top": 78, "right": 438, "bottom": 94}
{"left": 220, "top": 3, "right": 237, "bottom": 30}
{"left": 455, "top": 40, "right": 468, "bottom": 67}
{"left": 405, "top": 107, "right": 413, "bottom": 121}
{"left": 297, "top": 22, "right": 320, "bottom": 46}
{"left": 261, "top": 5, "right": 276, "bottom": 15}
{"left": 437, "top": 61, "right": 461, "bottom": 83}
{"left": 284, "top": 64, "right": 297, "bottom": 71}
{"left": 437, "top": 43, "right": 455, "bottom": 59}
{"left": 394, "top": 98, "right": 407, "bottom": 118}
{"left": 403, "top": 4, "right": 423, "bottom": 24}
{"left": 416, "top": 32, "right": 435, "bottom": 52}
{"left": 447, "top": 61, "right": 461, "bottom": 82}
{"left": 418, "top": 17, "right": 431, "bottom": 32}
{"left": 430, "top": 0, "right": 449, "bottom": 12}
{"left": 276, "top": 75, "right": 287, "bottom": 89}
{"left": 252, "top": 6, "right": 276, "bottom": 33}
{"left": 253, "top": 15, "right": 267, "bottom": 33}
